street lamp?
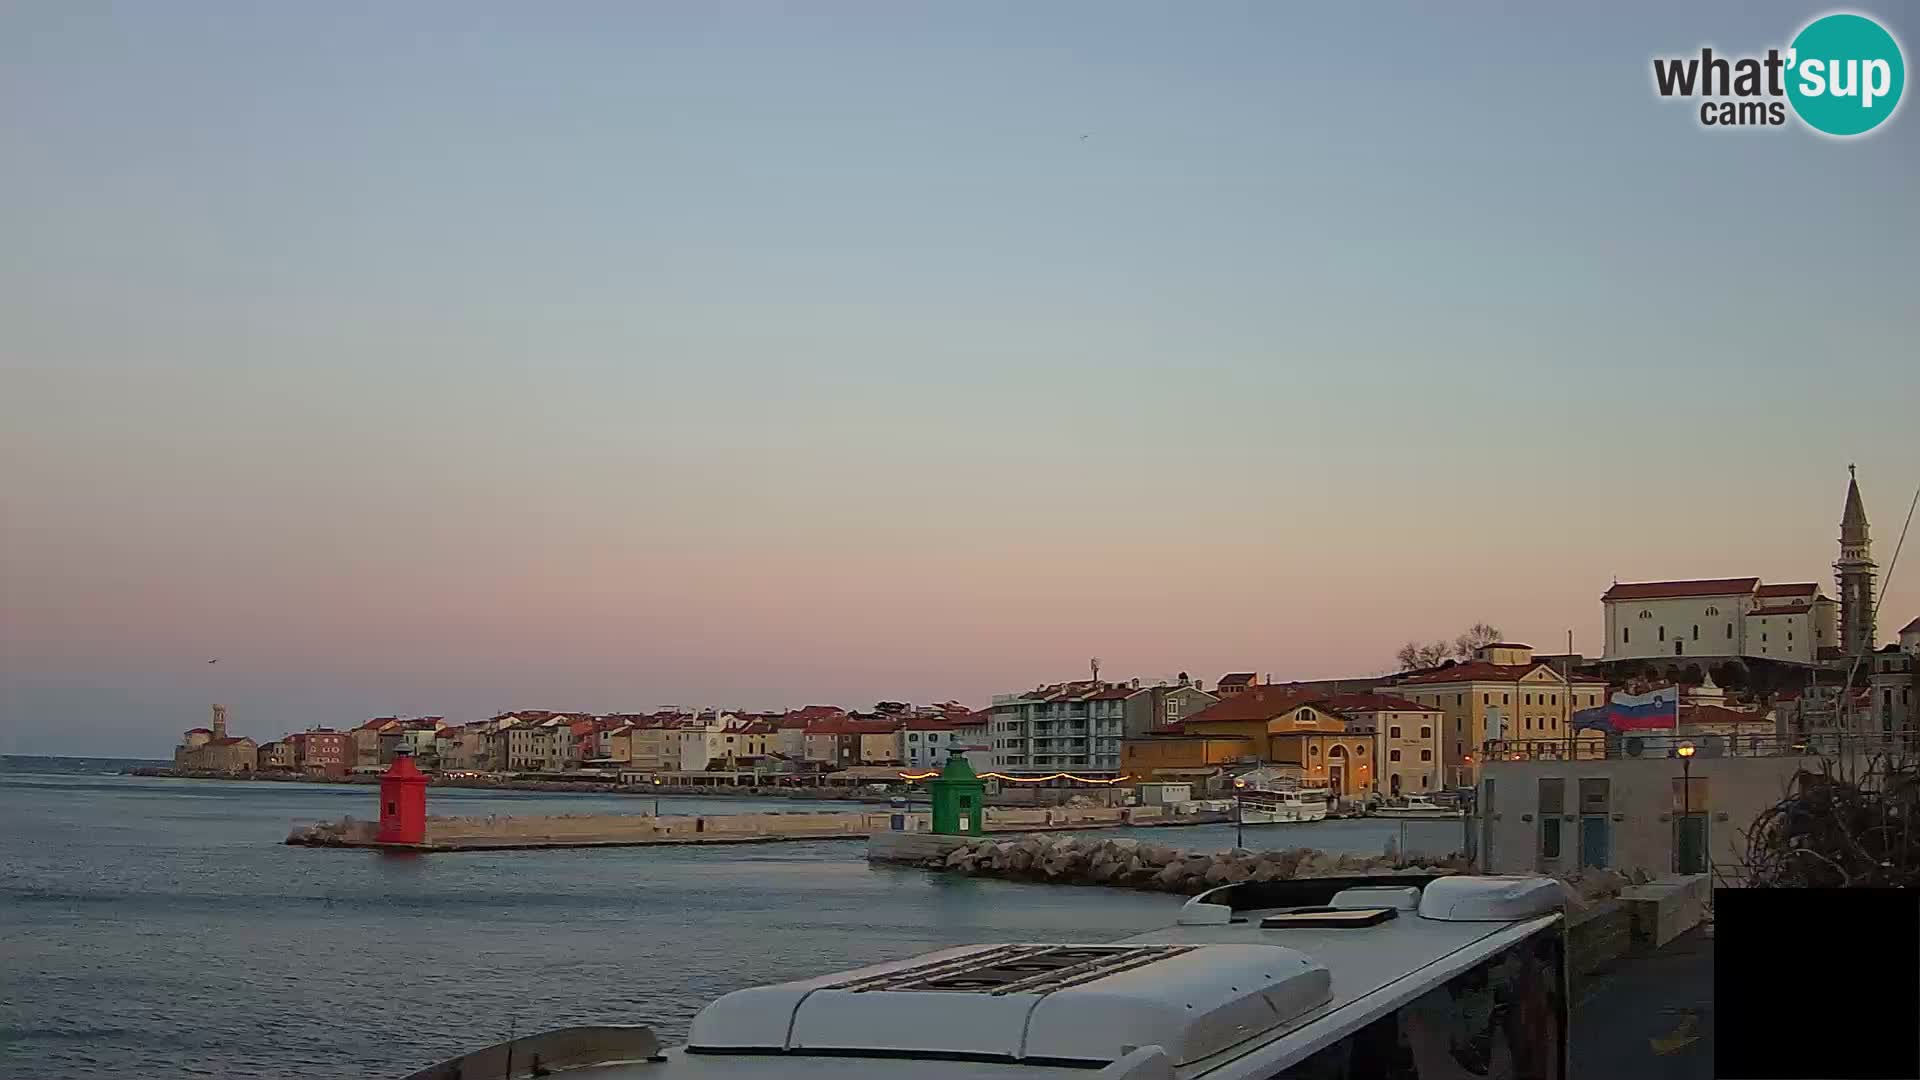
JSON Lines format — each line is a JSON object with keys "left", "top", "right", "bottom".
{"left": 1232, "top": 777, "right": 1248, "bottom": 849}
{"left": 1676, "top": 741, "right": 1696, "bottom": 873}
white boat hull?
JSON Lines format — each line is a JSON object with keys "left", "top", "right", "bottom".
{"left": 1371, "top": 806, "right": 1463, "bottom": 820}
{"left": 1238, "top": 800, "right": 1329, "bottom": 824}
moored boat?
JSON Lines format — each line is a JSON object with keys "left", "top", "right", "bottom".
{"left": 1371, "top": 794, "right": 1464, "bottom": 819}
{"left": 1235, "top": 787, "right": 1329, "bottom": 824}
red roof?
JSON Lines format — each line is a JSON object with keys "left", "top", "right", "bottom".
{"left": 902, "top": 716, "right": 980, "bottom": 731}
{"left": 1181, "top": 686, "right": 1325, "bottom": 723}
{"left": 1602, "top": 577, "right": 1760, "bottom": 601}
{"left": 1756, "top": 583, "right": 1820, "bottom": 597}
{"left": 1314, "top": 692, "right": 1444, "bottom": 715}
{"left": 1393, "top": 661, "right": 1606, "bottom": 686}
{"left": 733, "top": 721, "right": 778, "bottom": 735}
{"left": 1750, "top": 603, "right": 1811, "bottom": 616}
{"left": 805, "top": 718, "right": 901, "bottom": 736}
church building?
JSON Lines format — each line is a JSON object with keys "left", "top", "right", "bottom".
{"left": 1600, "top": 468, "right": 1879, "bottom": 668}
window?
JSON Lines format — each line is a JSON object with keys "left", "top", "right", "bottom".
{"left": 1706, "top": 606, "right": 1720, "bottom": 616}
{"left": 1525, "top": 694, "right": 1532, "bottom": 706}
{"left": 907, "top": 733, "right": 919, "bottom": 742}
{"left": 1542, "top": 817, "right": 1563, "bottom": 859}
{"left": 1420, "top": 726, "right": 1433, "bottom": 739}
{"left": 1727, "top": 624, "right": 1734, "bottom": 639}
{"left": 1309, "top": 744, "right": 1319, "bottom": 757}
{"left": 1624, "top": 628, "right": 1630, "bottom": 644}
{"left": 1390, "top": 749, "right": 1401, "bottom": 761}
{"left": 1356, "top": 745, "right": 1366, "bottom": 756}
{"left": 1788, "top": 631, "right": 1793, "bottom": 642}
{"left": 1762, "top": 633, "right": 1768, "bottom": 643}
{"left": 1658, "top": 626, "right": 1666, "bottom": 642}
{"left": 1421, "top": 749, "right": 1433, "bottom": 761}
{"left": 1483, "top": 694, "right": 1491, "bottom": 705}
{"left": 1389, "top": 725, "right": 1402, "bottom": 739}
{"left": 1502, "top": 694, "right": 1510, "bottom": 705}
{"left": 1265, "top": 932, "right": 1565, "bottom": 1080}
{"left": 1456, "top": 694, "right": 1464, "bottom": 706}
{"left": 1675, "top": 641, "right": 1684, "bottom": 656}
{"left": 1524, "top": 717, "right": 1533, "bottom": 731}
{"left": 1692, "top": 624, "right": 1699, "bottom": 640}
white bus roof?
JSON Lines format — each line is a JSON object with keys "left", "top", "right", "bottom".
{"left": 406, "top": 874, "right": 1566, "bottom": 1080}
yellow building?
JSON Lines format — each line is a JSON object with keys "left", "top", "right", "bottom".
{"left": 1120, "top": 734, "right": 1253, "bottom": 788}
{"left": 1387, "top": 644, "right": 1608, "bottom": 785}
{"left": 1176, "top": 688, "right": 1377, "bottom": 797}
{"left": 1313, "top": 693, "right": 1446, "bottom": 797}
{"left": 172, "top": 704, "right": 259, "bottom": 775}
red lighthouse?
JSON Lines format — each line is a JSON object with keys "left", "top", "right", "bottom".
{"left": 376, "top": 751, "right": 429, "bottom": 845}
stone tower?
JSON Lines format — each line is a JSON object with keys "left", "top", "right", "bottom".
{"left": 1836, "top": 465, "right": 1877, "bottom": 657}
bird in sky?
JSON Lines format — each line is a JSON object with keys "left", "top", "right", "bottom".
{"left": 1080, "top": 134, "right": 1089, "bottom": 140}
{"left": 207, "top": 658, "right": 219, "bottom": 664}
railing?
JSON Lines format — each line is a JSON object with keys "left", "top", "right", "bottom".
{"left": 1484, "top": 732, "right": 1914, "bottom": 762}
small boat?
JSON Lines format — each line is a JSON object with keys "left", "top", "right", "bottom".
{"left": 1236, "top": 787, "right": 1328, "bottom": 824}
{"left": 1371, "top": 794, "right": 1463, "bottom": 819}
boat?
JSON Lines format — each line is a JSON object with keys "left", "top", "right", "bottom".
{"left": 1371, "top": 794, "right": 1464, "bottom": 819}
{"left": 1236, "top": 787, "right": 1329, "bottom": 824}
{"left": 406, "top": 873, "right": 1571, "bottom": 1079}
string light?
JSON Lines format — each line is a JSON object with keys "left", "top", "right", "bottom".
{"left": 894, "top": 770, "right": 1132, "bottom": 785}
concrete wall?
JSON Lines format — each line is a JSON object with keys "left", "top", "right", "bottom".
{"left": 1480, "top": 754, "right": 1815, "bottom": 879}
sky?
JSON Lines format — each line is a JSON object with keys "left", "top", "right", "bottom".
{"left": 3, "top": 2, "right": 1917, "bottom": 756}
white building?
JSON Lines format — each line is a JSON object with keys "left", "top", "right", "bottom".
{"left": 1601, "top": 577, "right": 1836, "bottom": 665}
{"left": 990, "top": 682, "right": 1129, "bottom": 777}
{"left": 900, "top": 714, "right": 990, "bottom": 771}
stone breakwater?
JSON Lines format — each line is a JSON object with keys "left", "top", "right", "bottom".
{"left": 905, "top": 833, "right": 1473, "bottom": 895}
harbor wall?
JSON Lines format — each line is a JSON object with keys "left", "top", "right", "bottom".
{"left": 288, "top": 803, "right": 1230, "bottom": 850}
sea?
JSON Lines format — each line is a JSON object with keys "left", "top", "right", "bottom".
{"left": 0, "top": 756, "right": 1466, "bottom": 1079}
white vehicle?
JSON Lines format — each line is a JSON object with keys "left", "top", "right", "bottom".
{"left": 1236, "top": 788, "right": 1329, "bottom": 824}
{"left": 406, "top": 873, "right": 1569, "bottom": 1080}
{"left": 1371, "top": 794, "right": 1465, "bottom": 820}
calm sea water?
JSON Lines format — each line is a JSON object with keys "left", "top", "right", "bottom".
{"left": 0, "top": 759, "right": 1462, "bottom": 1079}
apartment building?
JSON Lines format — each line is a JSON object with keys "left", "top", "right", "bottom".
{"left": 989, "top": 682, "right": 1129, "bottom": 777}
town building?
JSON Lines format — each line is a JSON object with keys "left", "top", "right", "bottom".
{"left": 1174, "top": 687, "right": 1378, "bottom": 798}
{"left": 288, "top": 729, "right": 349, "bottom": 777}
{"left": 1312, "top": 693, "right": 1446, "bottom": 797}
{"left": 1601, "top": 577, "right": 1837, "bottom": 666}
{"left": 258, "top": 740, "right": 296, "bottom": 771}
{"left": 172, "top": 704, "right": 258, "bottom": 774}
{"left": 1119, "top": 734, "right": 1253, "bottom": 791}
{"left": 900, "top": 714, "right": 989, "bottom": 771}
{"left": 989, "top": 681, "right": 1130, "bottom": 777}
{"left": 1119, "top": 676, "right": 1219, "bottom": 739}
{"left": 1479, "top": 747, "right": 1830, "bottom": 878}
{"left": 1214, "top": 673, "right": 1258, "bottom": 696}
{"left": 1384, "top": 644, "right": 1608, "bottom": 786}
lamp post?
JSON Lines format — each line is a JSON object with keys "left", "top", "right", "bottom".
{"left": 1676, "top": 741, "right": 1696, "bottom": 874}
{"left": 1233, "top": 777, "right": 1247, "bottom": 849}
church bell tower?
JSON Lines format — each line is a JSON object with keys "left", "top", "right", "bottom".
{"left": 1836, "top": 465, "right": 1877, "bottom": 657}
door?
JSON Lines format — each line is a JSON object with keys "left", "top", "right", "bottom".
{"left": 1580, "top": 815, "right": 1610, "bottom": 869}
{"left": 1328, "top": 764, "right": 1344, "bottom": 796}
{"left": 1676, "top": 814, "right": 1707, "bottom": 874}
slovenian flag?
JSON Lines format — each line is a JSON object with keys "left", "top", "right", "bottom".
{"left": 1572, "top": 687, "right": 1679, "bottom": 734}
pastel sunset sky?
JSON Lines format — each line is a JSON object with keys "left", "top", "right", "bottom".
{"left": 4, "top": 3, "right": 1916, "bottom": 756}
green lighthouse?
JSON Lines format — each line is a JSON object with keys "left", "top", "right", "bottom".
{"left": 928, "top": 749, "right": 986, "bottom": 835}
